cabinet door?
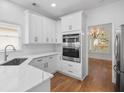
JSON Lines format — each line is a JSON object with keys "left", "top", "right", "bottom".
{"left": 56, "top": 55, "right": 62, "bottom": 71}
{"left": 61, "top": 12, "right": 83, "bottom": 32}
{"left": 49, "top": 19, "right": 56, "bottom": 43}
{"left": 29, "top": 14, "right": 37, "bottom": 43}
{"left": 29, "top": 14, "right": 43, "bottom": 43}
{"left": 41, "top": 62, "right": 49, "bottom": 72}
{"left": 56, "top": 21, "right": 62, "bottom": 43}
{"left": 52, "top": 20, "right": 56, "bottom": 43}
{"left": 71, "top": 13, "right": 82, "bottom": 31}
{"left": 46, "top": 56, "right": 57, "bottom": 73}
{"left": 29, "top": 57, "right": 43, "bottom": 69}
{"left": 36, "top": 15, "right": 44, "bottom": 43}
{"left": 61, "top": 15, "right": 72, "bottom": 32}
{"left": 43, "top": 17, "right": 56, "bottom": 43}
{"left": 62, "top": 60, "right": 82, "bottom": 78}
{"left": 43, "top": 17, "right": 51, "bottom": 43}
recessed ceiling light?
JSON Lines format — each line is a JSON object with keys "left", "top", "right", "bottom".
{"left": 51, "top": 3, "right": 56, "bottom": 7}
{"left": 32, "top": 2, "right": 40, "bottom": 7}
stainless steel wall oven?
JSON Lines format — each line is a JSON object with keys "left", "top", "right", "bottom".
{"left": 62, "top": 33, "right": 80, "bottom": 63}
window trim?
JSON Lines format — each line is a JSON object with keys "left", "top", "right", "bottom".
{"left": 0, "top": 22, "right": 22, "bottom": 52}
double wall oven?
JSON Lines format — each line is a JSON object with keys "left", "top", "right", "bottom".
{"left": 62, "top": 33, "right": 81, "bottom": 63}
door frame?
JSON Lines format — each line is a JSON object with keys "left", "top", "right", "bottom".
{"left": 86, "top": 23, "right": 116, "bottom": 84}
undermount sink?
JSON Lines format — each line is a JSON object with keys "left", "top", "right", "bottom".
{"left": 0, "top": 58, "right": 27, "bottom": 66}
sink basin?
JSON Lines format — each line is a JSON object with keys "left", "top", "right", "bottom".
{"left": 0, "top": 58, "right": 27, "bottom": 66}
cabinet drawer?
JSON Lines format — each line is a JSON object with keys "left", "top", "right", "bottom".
{"left": 62, "top": 60, "right": 82, "bottom": 77}
{"left": 45, "top": 55, "right": 56, "bottom": 62}
{"left": 34, "top": 58, "right": 43, "bottom": 63}
{"left": 29, "top": 57, "right": 46, "bottom": 68}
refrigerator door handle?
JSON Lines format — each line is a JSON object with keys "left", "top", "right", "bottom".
{"left": 114, "top": 64, "right": 124, "bottom": 74}
{"left": 114, "top": 33, "right": 120, "bottom": 61}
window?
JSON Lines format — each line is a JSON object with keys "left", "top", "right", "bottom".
{"left": 0, "top": 22, "right": 21, "bottom": 51}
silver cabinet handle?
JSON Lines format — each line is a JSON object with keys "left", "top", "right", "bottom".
{"left": 49, "top": 56, "right": 53, "bottom": 59}
{"left": 47, "top": 63, "right": 48, "bottom": 67}
{"left": 46, "top": 38, "right": 49, "bottom": 42}
{"left": 69, "top": 25, "right": 72, "bottom": 30}
{"left": 35, "top": 37, "right": 38, "bottom": 42}
{"left": 37, "top": 59, "right": 42, "bottom": 62}
{"left": 44, "top": 63, "right": 47, "bottom": 68}
{"left": 68, "top": 71, "right": 73, "bottom": 73}
{"left": 68, "top": 64, "right": 73, "bottom": 67}
{"left": 44, "top": 63, "right": 48, "bottom": 68}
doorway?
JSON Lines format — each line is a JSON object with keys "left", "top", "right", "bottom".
{"left": 87, "top": 23, "right": 116, "bottom": 91}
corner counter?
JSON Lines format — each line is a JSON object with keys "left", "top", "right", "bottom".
{"left": 0, "top": 52, "right": 60, "bottom": 92}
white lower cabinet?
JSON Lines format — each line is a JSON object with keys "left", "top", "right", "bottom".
{"left": 45, "top": 55, "right": 57, "bottom": 73}
{"left": 28, "top": 57, "right": 44, "bottom": 69}
{"left": 29, "top": 55, "right": 58, "bottom": 74}
{"left": 61, "top": 60, "right": 82, "bottom": 79}
{"left": 27, "top": 79, "right": 50, "bottom": 92}
{"left": 29, "top": 54, "right": 83, "bottom": 80}
{"left": 56, "top": 55, "right": 62, "bottom": 71}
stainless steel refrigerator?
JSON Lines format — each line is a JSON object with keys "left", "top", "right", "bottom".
{"left": 114, "top": 25, "right": 124, "bottom": 92}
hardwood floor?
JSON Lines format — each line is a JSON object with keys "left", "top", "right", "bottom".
{"left": 51, "top": 58, "right": 117, "bottom": 92}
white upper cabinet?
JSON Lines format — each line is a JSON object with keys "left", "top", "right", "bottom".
{"left": 24, "top": 10, "right": 44, "bottom": 44}
{"left": 71, "top": 12, "right": 82, "bottom": 31}
{"left": 61, "top": 15, "right": 72, "bottom": 32}
{"left": 43, "top": 17, "right": 56, "bottom": 43}
{"left": 61, "top": 11, "right": 84, "bottom": 32}
{"left": 30, "top": 14, "right": 44, "bottom": 43}
{"left": 56, "top": 20, "right": 62, "bottom": 44}
{"left": 24, "top": 10, "right": 57, "bottom": 44}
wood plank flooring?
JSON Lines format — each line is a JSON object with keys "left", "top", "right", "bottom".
{"left": 51, "top": 58, "right": 117, "bottom": 92}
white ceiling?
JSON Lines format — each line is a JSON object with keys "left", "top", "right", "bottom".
{"left": 9, "top": 0, "right": 119, "bottom": 19}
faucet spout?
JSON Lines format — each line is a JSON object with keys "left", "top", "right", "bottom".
{"left": 4, "top": 45, "right": 16, "bottom": 61}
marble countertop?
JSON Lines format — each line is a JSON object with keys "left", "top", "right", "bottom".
{"left": 0, "top": 52, "right": 60, "bottom": 92}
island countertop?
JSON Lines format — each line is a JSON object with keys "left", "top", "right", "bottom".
{"left": 0, "top": 52, "right": 60, "bottom": 92}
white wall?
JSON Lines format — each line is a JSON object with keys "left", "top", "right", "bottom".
{"left": 86, "top": 0, "right": 124, "bottom": 26}
{"left": 86, "top": 0, "right": 124, "bottom": 83}
{"left": 0, "top": 0, "right": 56, "bottom": 62}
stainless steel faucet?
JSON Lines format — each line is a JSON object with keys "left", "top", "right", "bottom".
{"left": 4, "top": 45, "right": 16, "bottom": 61}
